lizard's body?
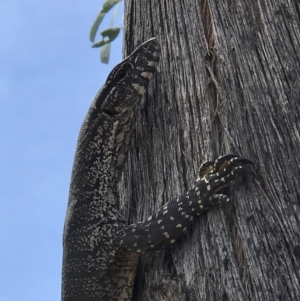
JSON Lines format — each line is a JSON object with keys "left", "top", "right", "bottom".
{"left": 62, "top": 38, "right": 253, "bottom": 301}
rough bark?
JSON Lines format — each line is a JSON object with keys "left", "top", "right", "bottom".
{"left": 119, "top": 0, "right": 300, "bottom": 300}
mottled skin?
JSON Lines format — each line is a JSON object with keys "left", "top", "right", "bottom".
{"left": 62, "top": 38, "right": 253, "bottom": 301}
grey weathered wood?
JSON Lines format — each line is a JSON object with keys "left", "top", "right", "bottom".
{"left": 119, "top": 0, "right": 300, "bottom": 300}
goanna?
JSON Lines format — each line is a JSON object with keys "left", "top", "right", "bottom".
{"left": 62, "top": 38, "right": 253, "bottom": 301}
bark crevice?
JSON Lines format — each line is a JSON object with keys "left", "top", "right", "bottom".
{"left": 121, "top": 0, "right": 300, "bottom": 300}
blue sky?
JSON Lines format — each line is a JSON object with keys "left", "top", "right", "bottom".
{"left": 0, "top": 2, "right": 123, "bottom": 300}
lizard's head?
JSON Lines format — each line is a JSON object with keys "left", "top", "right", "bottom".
{"left": 94, "top": 37, "right": 161, "bottom": 116}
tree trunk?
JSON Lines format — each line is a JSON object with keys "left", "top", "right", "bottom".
{"left": 119, "top": 0, "right": 300, "bottom": 300}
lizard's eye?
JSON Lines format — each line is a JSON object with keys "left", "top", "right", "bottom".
{"left": 115, "top": 68, "right": 127, "bottom": 80}
{"left": 114, "top": 63, "right": 131, "bottom": 80}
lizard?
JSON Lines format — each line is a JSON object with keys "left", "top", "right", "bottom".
{"left": 61, "top": 37, "right": 253, "bottom": 301}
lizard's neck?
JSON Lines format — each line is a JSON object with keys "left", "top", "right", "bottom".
{"left": 68, "top": 104, "right": 137, "bottom": 211}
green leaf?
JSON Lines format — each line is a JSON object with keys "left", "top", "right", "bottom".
{"left": 101, "top": 27, "right": 121, "bottom": 42}
{"left": 90, "top": 12, "right": 106, "bottom": 42}
{"left": 102, "top": 0, "right": 122, "bottom": 13}
{"left": 91, "top": 40, "right": 110, "bottom": 48}
{"left": 110, "top": 1, "right": 119, "bottom": 26}
{"left": 89, "top": 0, "right": 122, "bottom": 42}
{"left": 100, "top": 43, "right": 111, "bottom": 64}
{"left": 92, "top": 27, "right": 121, "bottom": 48}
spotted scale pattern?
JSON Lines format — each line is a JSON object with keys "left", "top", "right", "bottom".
{"left": 115, "top": 154, "right": 253, "bottom": 252}
{"left": 62, "top": 38, "right": 161, "bottom": 301}
{"left": 62, "top": 37, "right": 253, "bottom": 301}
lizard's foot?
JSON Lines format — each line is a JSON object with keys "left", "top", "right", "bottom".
{"left": 192, "top": 154, "right": 254, "bottom": 209}
{"left": 115, "top": 154, "right": 254, "bottom": 251}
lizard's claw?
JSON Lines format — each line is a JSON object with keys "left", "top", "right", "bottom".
{"left": 194, "top": 154, "right": 254, "bottom": 208}
{"left": 198, "top": 160, "right": 215, "bottom": 177}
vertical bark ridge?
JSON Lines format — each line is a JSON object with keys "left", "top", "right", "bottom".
{"left": 120, "top": 0, "right": 300, "bottom": 300}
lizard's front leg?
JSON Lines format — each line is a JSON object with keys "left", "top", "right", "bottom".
{"left": 115, "top": 154, "right": 253, "bottom": 252}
